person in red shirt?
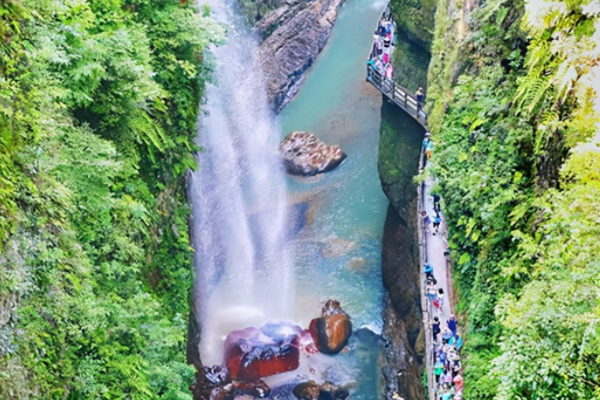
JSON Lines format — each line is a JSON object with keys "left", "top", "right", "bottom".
{"left": 453, "top": 374, "right": 464, "bottom": 394}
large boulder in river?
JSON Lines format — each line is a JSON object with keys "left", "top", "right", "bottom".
{"left": 258, "top": 0, "right": 345, "bottom": 112}
{"left": 308, "top": 300, "right": 352, "bottom": 354}
{"left": 280, "top": 131, "right": 346, "bottom": 176}
{"left": 293, "top": 380, "right": 350, "bottom": 400}
{"left": 224, "top": 322, "right": 301, "bottom": 381}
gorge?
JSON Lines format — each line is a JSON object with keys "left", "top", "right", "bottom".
{"left": 2, "top": 0, "right": 599, "bottom": 397}
{"left": 188, "top": 0, "right": 430, "bottom": 397}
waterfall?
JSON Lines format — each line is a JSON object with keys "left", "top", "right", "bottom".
{"left": 188, "top": 3, "right": 295, "bottom": 367}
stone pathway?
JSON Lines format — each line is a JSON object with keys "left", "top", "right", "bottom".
{"left": 420, "top": 159, "right": 463, "bottom": 400}
{"left": 423, "top": 175, "right": 453, "bottom": 322}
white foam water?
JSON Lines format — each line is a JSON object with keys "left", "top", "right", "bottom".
{"left": 188, "top": 1, "right": 295, "bottom": 366}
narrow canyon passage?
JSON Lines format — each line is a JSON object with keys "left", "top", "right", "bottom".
{"left": 189, "top": 0, "right": 427, "bottom": 397}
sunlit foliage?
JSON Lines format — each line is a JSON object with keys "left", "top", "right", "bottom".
{"left": 0, "top": 0, "right": 222, "bottom": 397}
{"left": 427, "top": 0, "right": 600, "bottom": 398}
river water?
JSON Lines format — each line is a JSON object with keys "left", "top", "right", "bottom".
{"left": 190, "top": 0, "right": 407, "bottom": 396}
{"left": 278, "top": 0, "right": 390, "bottom": 396}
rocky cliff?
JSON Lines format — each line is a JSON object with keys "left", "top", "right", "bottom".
{"left": 377, "top": 101, "right": 427, "bottom": 400}
{"left": 257, "top": 0, "right": 344, "bottom": 112}
{"left": 381, "top": 204, "right": 425, "bottom": 400}
{"left": 389, "top": 0, "right": 436, "bottom": 51}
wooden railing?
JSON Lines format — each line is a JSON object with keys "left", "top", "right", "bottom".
{"left": 367, "top": 66, "right": 428, "bottom": 128}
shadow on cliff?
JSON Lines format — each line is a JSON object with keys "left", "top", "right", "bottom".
{"left": 378, "top": 99, "right": 426, "bottom": 400}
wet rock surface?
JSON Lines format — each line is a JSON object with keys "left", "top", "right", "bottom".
{"left": 224, "top": 322, "right": 302, "bottom": 381}
{"left": 258, "top": 0, "right": 345, "bottom": 112}
{"left": 308, "top": 300, "right": 352, "bottom": 354}
{"left": 280, "top": 132, "right": 346, "bottom": 176}
{"left": 192, "top": 379, "right": 271, "bottom": 400}
{"left": 380, "top": 205, "right": 424, "bottom": 400}
{"left": 293, "top": 380, "right": 350, "bottom": 400}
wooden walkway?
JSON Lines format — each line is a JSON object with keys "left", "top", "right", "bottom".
{"left": 366, "top": 6, "right": 428, "bottom": 128}
{"left": 367, "top": 67, "right": 428, "bottom": 128}
{"left": 367, "top": 7, "right": 461, "bottom": 400}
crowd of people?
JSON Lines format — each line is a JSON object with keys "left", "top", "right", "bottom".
{"left": 420, "top": 150, "right": 465, "bottom": 400}
{"left": 367, "top": 15, "right": 396, "bottom": 84}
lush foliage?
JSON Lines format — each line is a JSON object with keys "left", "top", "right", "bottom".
{"left": 426, "top": 0, "right": 600, "bottom": 398}
{"left": 389, "top": 0, "right": 437, "bottom": 49}
{"left": 0, "top": 0, "right": 222, "bottom": 398}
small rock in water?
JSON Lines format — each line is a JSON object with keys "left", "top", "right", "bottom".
{"left": 280, "top": 131, "right": 346, "bottom": 176}
{"left": 224, "top": 321, "right": 302, "bottom": 381}
{"left": 347, "top": 257, "right": 366, "bottom": 271}
{"left": 204, "top": 365, "right": 230, "bottom": 386}
{"left": 293, "top": 380, "right": 320, "bottom": 400}
{"left": 234, "top": 380, "right": 271, "bottom": 398}
{"left": 309, "top": 300, "right": 352, "bottom": 355}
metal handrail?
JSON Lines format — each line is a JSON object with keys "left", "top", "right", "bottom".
{"left": 367, "top": 65, "right": 428, "bottom": 127}
{"left": 366, "top": 5, "right": 428, "bottom": 128}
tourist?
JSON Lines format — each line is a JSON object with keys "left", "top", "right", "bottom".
{"left": 427, "top": 274, "right": 437, "bottom": 286}
{"left": 432, "top": 193, "right": 441, "bottom": 211}
{"left": 434, "top": 361, "right": 444, "bottom": 383}
{"left": 384, "top": 63, "right": 394, "bottom": 81}
{"left": 423, "top": 133, "right": 431, "bottom": 149}
{"left": 384, "top": 35, "right": 391, "bottom": 48}
{"left": 416, "top": 87, "right": 424, "bottom": 105}
{"left": 426, "top": 139, "right": 433, "bottom": 159}
{"left": 420, "top": 211, "right": 432, "bottom": 232}
{"left": 451, "top": 357, "right": 461, "bottom": 378}
{"left": 453, "top": 374, "right": 464, "bottom": 394}
{"left": 438, "top": 346, "right": 447, "bottom": 366}
{"left": 375, "top": 58, "right": 384, "bottom": 74}
{"left": 447, "top": 314, "right": 458, "bottom": 337}
{"left": 440, "top": 370, "right": 452, "bottom": 386}
{"left": 424, "top": 263, "right": 434, "bottom": 279}
{"left": 433, "top": 212, "right": 442, "bottom": 235}
{"left": 441, "top": 328, "right": 453, "bottom": 345}
{"left": 436, "top": 288, "right": 444, "bottom": 313}
{"left": 438, "top": 384, "right": 452, "bottom": 400}
{"left": 427, "top": 282, "right": 437, "bottom": 305}
{"left": 455, "top": 334, "right": 463, "bottom": 352}
{"left": 432, "top": 316, "right": 441, "bottom": 343}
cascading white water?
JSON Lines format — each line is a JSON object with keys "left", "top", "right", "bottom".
{"left": 188, "top": 2, "right": 295, "bottom": 366}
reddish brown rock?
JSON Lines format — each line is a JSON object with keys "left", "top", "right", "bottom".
{"left": 308, "top": 300, "right": 352, "bottom": 354}
{"left": 224, "top": 322, "right": 301, "bottom": 381}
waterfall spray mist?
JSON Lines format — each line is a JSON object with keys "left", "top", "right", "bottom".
{"left": 188, "top": 3, "right": 295, "bottom": 366}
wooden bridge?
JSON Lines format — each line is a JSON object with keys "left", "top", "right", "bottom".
{"left": 366, "top": 7, "right": 428, "bottom": 128}
{"left": 367, "top": 67, "right": 428, "bottom": 128}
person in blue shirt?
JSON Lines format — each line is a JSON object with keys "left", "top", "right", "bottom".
{"left": 424, "top": 263, "right": 434, "bottom": 279}
{"left": 455, "top": 334, "right": 463, "bottom": 352}
{"left": 447, "top": 314, "right": 458, "bottom": 337}
{"left": 433, "top": 212, "right": 442, "bottom": 235}
{"left": 426, "top": 139, "right": 434, "bottom": 159}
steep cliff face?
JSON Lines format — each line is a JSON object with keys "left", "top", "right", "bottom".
{"left": 256, "top": 0, "right": 344, "bottom": 112}
{"left": 381, "top": 205, "right": 425, "bottom": 400}
{"left": 389, "top": 0, "right": 437, "bottom": 50}
{"left": 377, "top": 101, "right": 426, "bottom": 400}
{"left": 425, "top": 0, "right": 476, "bottom": 130}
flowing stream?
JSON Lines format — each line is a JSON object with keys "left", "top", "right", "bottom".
{"left": 189, "top": 0, "right": 408, "bottom": 396}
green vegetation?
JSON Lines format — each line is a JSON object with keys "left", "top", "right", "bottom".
{"left": 237, "top": 0, "right": 279, "bottom": 25}
{"left": 426, "top": 0, "right": 600, "bottom": 398}
{"left": 0, "top": 0, "right": 222, "bottom": 398}
{"left": 392, "top": 38, "right": 430, "bottom": 92}
{"left": 379, "top": 101, "right": 424, "bottom": 213}
{"left": 389, "top": 0, "right": 436, "bottom": 50}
